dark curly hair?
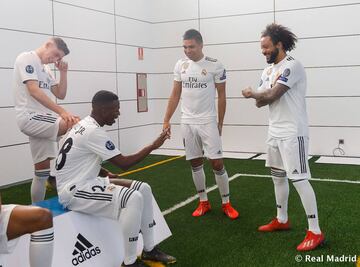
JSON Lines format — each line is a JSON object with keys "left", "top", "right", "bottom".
{"left": 261, "top": 23, "right": 297, "bottom": 52}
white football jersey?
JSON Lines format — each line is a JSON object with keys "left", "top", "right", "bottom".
{"left": 174, "top": 56, "right": 226, "bottom": 124}
{"left": 258, "top": 55, "right": 308, "bottom": 138}
{"left": 13, "top": 51, "right": 57, "bottom": 118}
{"left": 55, "top": 116, "right": 121, "bottom": 192}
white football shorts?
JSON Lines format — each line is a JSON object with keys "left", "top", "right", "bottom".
{"left": 181, "top": 122, "right": 223, "bottom": 160}
{"left": 58, "top": 177, "right": 140, "bottom": 221}
{"left": 266, "top": 135, "right": 311, "bottom": 180}
{"left": 17, "top": 111, "right": 60, "bottom": 164}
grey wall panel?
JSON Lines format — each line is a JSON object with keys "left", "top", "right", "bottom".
{"left": 0, "top": 0, "right": 53, "bottom": 34}
{"left": 276, "top": 5, "right": 360, "bottom": 38}
{"left": 54, "top": 2, "right": 115, "bottom": 43}
{"left": 200, "top": 0, "right": 273, "bottom": 18}
{"left": 0, "top": 69, "right": 15, "bottom": 107}
{"left": 57, "top": 72, "right": 117, "bottom": 104}
{"left": 201, "top": 13, "right": 273, "bottom": 44}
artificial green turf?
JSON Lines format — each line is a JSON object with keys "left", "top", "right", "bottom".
{"left": 1, "top": 155, "right": 359, "bottom": 267}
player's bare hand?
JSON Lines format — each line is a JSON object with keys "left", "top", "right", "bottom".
{"left": 60, "top": 111, "right": 80, "bottom": 127}
{"left": 242, "top": 87, "right": 254, "bottom": 98}
{"left": 163, "top": 121, "right": 171, "bottom": 137}
{"left": 151, "top": 129, "right": 170, "bottom": 150}
{"left": 55, "top": 60, "right": 68, "bottom": 72}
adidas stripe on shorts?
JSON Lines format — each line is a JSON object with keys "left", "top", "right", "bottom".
{"left": 58, "top": 177, "right": 138, "bottom": 220}
{"left": 16, "top": 111, "right": 61, "bottom": 164}
{"left": 0, "top": 205, "right": 20, "bottom": 254}
{"left": 181, "top": 121, "right": 223, "bottom": 160}
{"left": 265, "top": 135, "right": 311, "bottom": 180}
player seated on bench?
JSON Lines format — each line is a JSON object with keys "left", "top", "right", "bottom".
{"left": 54, "top": 90, "right": 176, "bottom": 267}
{"left": 0, "top": 193, "right": 54, "bottom": 267}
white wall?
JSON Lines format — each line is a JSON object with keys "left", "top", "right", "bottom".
{"left": 1, "top": 0, "right": 360, "bottom": 186}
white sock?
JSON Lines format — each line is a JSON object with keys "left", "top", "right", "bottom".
{"left": 119, "top": 189, "right": 143, "bottom": 265}
{"left": 271, "top": 169, "right": 289, "bottom": 223}
{"left": 191, "top": 165, "right": 208, "bottom": 201}
{"left": 29, "top": 227, "right": 54, "bottom": 267}
{"left": 131, "top": 181, "right": 154, "bottom": 252}
{"left": 292, "top": 179, "right": 321, "bottom": 234}
{"left": 31, "top": 169, "right": 50, "bottom": 203}
{"left": 213, "top": 168, "right": 230, "bottom": 204}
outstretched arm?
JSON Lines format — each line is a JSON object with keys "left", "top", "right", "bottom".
{"left": 108, "top": 130, "right": 170, "bottom": 171}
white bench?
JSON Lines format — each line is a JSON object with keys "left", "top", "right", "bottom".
{"left": 1, "top": 196, "right": 172, "bottom": 267}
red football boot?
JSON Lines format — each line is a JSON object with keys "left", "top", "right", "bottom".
{"left": 222, "top": 202, "right": 239, "bottom": 220}
{"left": 297, "top": 230, "right": 325, "bottom": 251}
{"left": 258, "top": 218, "right": 291, "bottom": 232}
{"left": 192, "top": 200, "right": 211, "bottom": 217}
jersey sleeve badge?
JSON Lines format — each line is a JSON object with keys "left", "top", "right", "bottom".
{"left": 105, "top": 140, "right": 115, "bottom": 150}
{"left": 25, "top": 65, "right": 34, "bottom": 74}
{"left": 205, "top": 56, "right": 217, "bottom": 62}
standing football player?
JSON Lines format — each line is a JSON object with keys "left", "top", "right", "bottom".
{"left": 163, "top": 29, "right": 239, "bottom": 219}
{"left": 13, "top": 37, "right": 79, "bottom": 203}
{"left": 242, "top": 23, "right": 325, "bottom": 251}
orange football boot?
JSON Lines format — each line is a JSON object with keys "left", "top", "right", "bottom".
{"left": 192, "top": 200, "right": 211, "bottom": 217}
{"left": 258, "top": 218, "right": 290, "bottom": 232}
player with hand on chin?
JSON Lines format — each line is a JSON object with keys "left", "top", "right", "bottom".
{"left": 13, "top": 37, "right": 80, "bottom": 203}
{"left": 242, "top": 23, "right": 325, "bottom": 251}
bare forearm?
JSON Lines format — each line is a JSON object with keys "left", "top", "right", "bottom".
{"left": 56, "top": 72, "right": 67, "bottom": 99}
{"left": 164, "top": 96, "right": 180, "bottom": 123}
{"left": 29, "top": 88, "right": 65, "bottom": 115}
{"left": 111, "top": 144, "right": 155, "bottom": 171}
{"left": 218, "top": 96, "right": 226, "bottom": 125}
{"left": 52, "top": 72, "right": 67, "bottom": 99}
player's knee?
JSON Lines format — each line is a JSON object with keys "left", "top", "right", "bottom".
{"left": 211, "top": 160, "right": 224, "bottom": 172}
{"left": 33, "top": 208, "right": 53, "bottom": 231}
{"left": 190, "top": 158, "right": 203, "bottom": 168}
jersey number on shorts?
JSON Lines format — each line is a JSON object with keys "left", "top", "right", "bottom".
{"left": 55, "top": 137, "right": 73, "bottom": 170}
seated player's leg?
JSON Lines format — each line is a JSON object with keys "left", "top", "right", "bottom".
{"left": 258, "top": 138, "right": 291, "bottom": 231}
{"left": 130, "top": 181, "right": 176, "bottom": 264}
{"left": 59, "top": 178, "right": 146, "bottom": 266}
{"left": 6, "top": 205, "right": 54, "bottom": 267}
{"left": 111, "top": 179, "right": 176, "bottom": 264}
{"left": 181, "top": 124, "right": 210, "bottom": 217}
{"left": 200, "top": 122, "right": 238, "bottom": 219}
{"left": 280, "top": 136, "right": 325, "bottom": 251}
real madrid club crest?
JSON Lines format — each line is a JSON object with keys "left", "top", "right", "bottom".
{"left": 201, "top": 69, "right": 207, "bottom": 76}
{"left": 181, "top": 62, "right": 189, "bottom": 74}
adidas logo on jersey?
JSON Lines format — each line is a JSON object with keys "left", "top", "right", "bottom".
{"left": 71, "top": 233, "right": 101, "bottom": 266}
{"left": 292, "top": 169, "right": 299, "bottom": 174}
